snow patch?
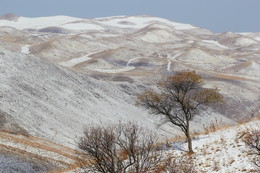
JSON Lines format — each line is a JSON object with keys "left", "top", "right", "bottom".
{"left": 169, "top": 52, "right": 183, "bottom": 60}
{"left": 59, "top": 56, "right": 92, "bottom": 68}
{"left": 126, "top": 57, "right": 140, "bottom": 66}
{"left": 59, "top": 50, "right": 103, "bottom": 67}
{"left": 202, "top": 40, "right": 228, "bottom": 49}
{"left": 167, "top": 60, "right": 172, "bottom": 72}
{"left": 21, "top": 45, "right": 30, "bottom": 54}
{"left": 60, "top": 23, "right": 104, "bottom": 31}
{"left": 88, "top": 66, "right": 135, "bottom": 73}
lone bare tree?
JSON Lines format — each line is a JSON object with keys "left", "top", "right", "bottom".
{"left": 77, "top": 122, "right": 162, "bottom": 173}
{"left": 137, "top": 70, "right": 223, "bottom": 153}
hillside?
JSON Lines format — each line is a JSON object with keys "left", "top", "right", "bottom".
{"left": 0, "top": 119, "right": 258, "bottom": 173}
{"left": 165, "top": 119, "right": 260, "bottom": 173}
{"left": 0, "top": 14, "right": 259, "bottom": 171}
{"left": 0, "top": 130, "right": 80, "bottom": 172}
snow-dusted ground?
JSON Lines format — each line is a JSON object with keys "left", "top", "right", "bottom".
{"left": 64, "top": 120, "right": 260, "bottom": 173}
{"left": 0, "top": 14, "right": 259, "bottom": 146}
{"left": 168, "top": 120, "right": 260, "bottom": 173}
{"left": 0, "top": 130, "right": 79, "bottom": 172}
{"left": 0, "top": 139, "right": 74, "bottom": 164}
{"left": 0, "top": 49, "right": 178, "bottom": 148}
{"left": 0, "top": 154, "right": 51, "bottom": 173}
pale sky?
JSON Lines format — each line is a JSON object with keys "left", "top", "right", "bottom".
{"left": 1, "top": 0, "right": 259, "bottom": 33}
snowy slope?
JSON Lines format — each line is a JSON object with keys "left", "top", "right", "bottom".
{"left": 0, "top": 130, "right": 80, "bottom": 172}
{"left": 0, "top": 14, "right": 259, "bottom": 150}
{"left": 168, "top": 120, "right": 260, "bottom": 173}
{"left": 0, "top": 16, "right": 80, "bottom": 30}
{"left": 0, "top": 15, "right": 196, "bottom": 32}
{"left": 63, "top": 120, "right": 260, "bottom": 173}
{"left": 95, "top": 15, "right": 197, "bottom": 30}
{"left": 0, "top": 49, "right": 180, "bottom": 148}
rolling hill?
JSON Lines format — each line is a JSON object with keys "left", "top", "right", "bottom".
{"left": 0, "top": 14, "right": 259, "bottom": 172}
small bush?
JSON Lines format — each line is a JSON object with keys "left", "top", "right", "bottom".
{"left": 243, "top": 129, "right": 260, "bottom": 169}
{"left": 77, "top": 122, "right": 162, "bottom": 173}
{"left": 154, "top": 154, "right": 196, "bottom": 173}
{"left": 203, "top": 118, "right": 223, "bottom": 134}
{"left": 77, "top": 122, "right": 196, "bottom": 173}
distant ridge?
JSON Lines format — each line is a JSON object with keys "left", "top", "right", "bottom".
{"left": 0, "top": 13, "right": 19, "bottom": 21}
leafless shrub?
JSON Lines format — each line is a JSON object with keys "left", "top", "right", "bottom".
{"left": 243, "top": 129, "right": 260, "bottom": 169}
{"left": 154, "top": 154, "right": 196, "bottom": 173}
{"left": 203, "top": 118, "right": 223, "bottom": 134}
{"left": 77, "top": 122, "right": 162, "bottom": 173}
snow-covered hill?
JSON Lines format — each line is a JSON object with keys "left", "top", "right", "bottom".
{"left": 0, "top": 49, "right": 178, "bottom": 147}
{"left": 0, "top": 15, "right": 197, "bottom": 32}
{"left": 0, "top": 14, "right": 259, "bottom": 151}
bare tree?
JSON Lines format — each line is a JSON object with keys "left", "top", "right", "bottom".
{"left": 137, "top": 70, "right": 223, "bottom": 153}
{"left": 159, "top": 155, "right": 196, "bottom": 173}
{"left": 77, "top": 122, "right": 162, "bottom": 173}
{"left": 243, "top": 129, "right": 260, "bottom": 169}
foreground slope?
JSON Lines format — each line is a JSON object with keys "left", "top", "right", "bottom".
{"left": 169, "top": 119, "right": 260, "bottom": 172}
{"left": 0, "top": 130, "right": 83, "bottom": 172}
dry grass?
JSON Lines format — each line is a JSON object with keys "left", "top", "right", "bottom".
{"left": 203, "top": 118, "right": 225, "bottom": 134}
{"left": 30, "top": 38, "right": 58, "bottom": 54}
{"left": 156, "top": 119, "right": 232, "bottom": 150}
{"left": 0, "top": 131, "right": 78, "bottom": 162}
{"left": 0, "top": 130, "right": 88, "bottom": 172}
{"left": 152, "top": 154, "right": 196, "bottom": 173}
{"left": 0, "top": 143, "right": 70, "bottom": 168}
{"left": 214, "top": 73, "right": 249, "bottom": 81}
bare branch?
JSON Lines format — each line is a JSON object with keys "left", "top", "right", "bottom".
{"left": 137, "top": 70, "right": 223, "bottom": 153}
{"left": 77, "top": 122, "right": 162, "bottom": 173}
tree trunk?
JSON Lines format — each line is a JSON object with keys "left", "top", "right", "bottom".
{"left": 186, "top": 132, "right": 194, "bottom": 154}
{"left": 185, "top": 123, "right": 194, "bottom": 154}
